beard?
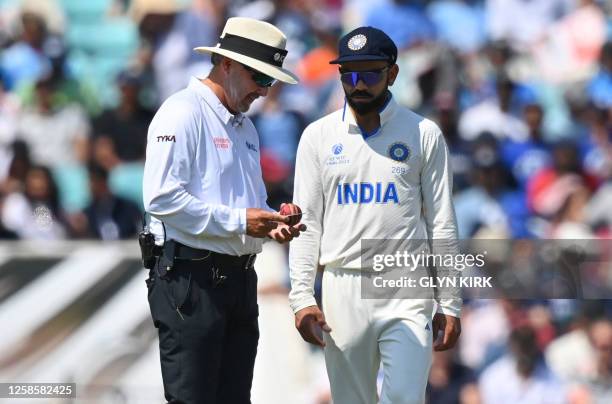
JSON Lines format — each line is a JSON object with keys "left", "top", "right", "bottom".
{"left": 345, "top": 88, "right": 390, "bottom": 115}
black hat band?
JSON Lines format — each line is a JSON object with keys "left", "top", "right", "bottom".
{"left": 218, "top": 34, "right": 288, "bottom": 67}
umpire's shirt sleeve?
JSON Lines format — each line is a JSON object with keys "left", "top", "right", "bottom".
{"left": 143, "top": 98, "right": 246, "bottom": 237}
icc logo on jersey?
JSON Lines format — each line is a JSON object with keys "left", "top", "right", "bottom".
{"left": 388, "top": 142, "right": 410, "bottom": 162}
{"left": 332, "top": 144, "right": 343, "bottom": 155}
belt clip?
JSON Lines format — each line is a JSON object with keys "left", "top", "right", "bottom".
{"left": 212, "top": 267, "right": 227, "bottom": 288}
{"left": 244, "top": 254, "right": 256, "bottom": 270}
{"left": 160, "top": 240, "right": 176, "bottom": 272}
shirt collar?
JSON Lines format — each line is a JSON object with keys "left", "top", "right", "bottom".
{"left": 188, "top": 77, "right": 244, "bottom": 126}
{"left": 343, "top": 92, "right": 397, "bottom": 134}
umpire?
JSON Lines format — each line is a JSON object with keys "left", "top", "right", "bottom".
{"left": 142, "top": 17, "right": 304, "bottom": 404}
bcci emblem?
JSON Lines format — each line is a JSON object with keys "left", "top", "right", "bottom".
{"left": 347, "top": 34, "right": 367, "bottom": 51}
{"left": 388, "top": 142, "right": 410, "bottom": 162}
{"left": 332, "top": 143, "right": 343, "bottom": 155}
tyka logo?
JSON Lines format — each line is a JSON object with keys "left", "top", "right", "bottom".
{"left": 157, "top": 135, "right": 176, "bottom": 143}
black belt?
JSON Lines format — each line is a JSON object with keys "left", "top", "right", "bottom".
{"left": 154, "top": 240, "right": 257, "bottom": 270}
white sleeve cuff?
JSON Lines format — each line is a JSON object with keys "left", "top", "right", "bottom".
{"left": 290, "top": 296, "right": 318, "bottom": 314}
{"left": 237, "top": 208, "right": 247, "bottom": 234}
{"left": 436, "top": 299, "right": 462, "bottom": 318}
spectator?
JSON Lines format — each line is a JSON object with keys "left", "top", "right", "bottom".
{"left": 547, "top": 316, "right": 612, "bottom": 383}
{"left": 426, "top": 350, "right": 480, "bottom": 404}
{"left": 132, "top": 0, "right": 223, "bottom": 103}
{"left": 0, "top": 73, "right": 21, "bottom": 183}
{"left": 92, "top": 70, "right": 154, "bottom": 163}
{"left": 454, "top": 134, "right": 525, "bottom": 238}
{"left": 0, "top": 190, "right": 18, "bottom": 240}
{"left": 17, "top": 37, "right": 101, "bottom": 117}
{"left": 2, "top": 140, "right": 31, "bottom": 195}
{"left": 532, "top": 0, "right": 606, "bottom": 83}
{"left": 426, "top": 0, "right": 487, "bottom": 55}
{"left": 578, "top": 106, "right": 612, "bottom": 182}
{"left": 549, "top": 176, "right": 593, "bottom": 239}
{"left": 527, "top": 141, "right": 598, "bottom": 221}
{"left": 587, "top": 41, "right": 612, "bottom": 109}
{"left": 365, "top": 0, "right": 435, "bottom": 50}
{"left": 15, "top": 76, "right": 91, "bottom": 169}
{"left": 458, "top": 75, "right": 529, "bottom": 142}
{"left": 479, "top": 326, "right": 567, "bottom": 404}
{"left": 500, "top": 103, "right": 552, "bottom": 189}
{"left": 72, "top": 164, "right": 141, "bottom": 240}
{"left": 1, "top": 165, "right": 67, "bottom": 240}
{"left": 295, "top": 26, "right": 339, "bottom": 88}
{"left": 585, "top": 177, "right": 612, "bottom": 235}
{"left": 432, "top": 93, "right": 471, "bottom": 192}
{"left": 253, "top": 83, "right": 305, "bottom": 166}
{"left": 485, "top": 0, "right": 572, "bottom": 52}
{"left": 0, "top": 10, "right": 52, "bottom": 91}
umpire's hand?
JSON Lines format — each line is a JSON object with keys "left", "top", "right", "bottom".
{"left": 246, "top": 208, "right": 289, "bottom": 238}
{"left": 432, "top": 313, "right": 461, "bottom": 351}
{"left": 294, "top": 305, "right": 331, "bottom": 347}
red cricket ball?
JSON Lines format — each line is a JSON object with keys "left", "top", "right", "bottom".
{"left": 280, "top": 203, "right": 302, "bottom": 226}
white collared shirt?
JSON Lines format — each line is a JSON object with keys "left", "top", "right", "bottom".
{"left": 143, "top": 77, "right": 271, "bottom": 256}
{"left": 288, "top": 96, "right": 462, "bottom": 316}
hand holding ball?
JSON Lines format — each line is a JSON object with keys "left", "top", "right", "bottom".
{"left": 280, "top": 203, "right": 302, "bottom": 226}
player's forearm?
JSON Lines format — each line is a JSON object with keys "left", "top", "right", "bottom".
{"left": 422, "top": 123, "right": 462, "bottom": 316}
{"left": 288, "top": 227, "right": 321, "bottom": 312}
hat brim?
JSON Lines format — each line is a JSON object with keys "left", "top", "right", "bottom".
{"left": 329, "top": 54, "right": 391, "bottom": 64}
{"left": 194, "top": 46, "right": 299, "bottom": 85}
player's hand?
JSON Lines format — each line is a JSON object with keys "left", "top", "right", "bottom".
{"left": 246, "top": 208, "right": 289, "bottom": 238}
{"left": 295, "top": 305, "right": 331, "bottom": 347}
{"left": 432, "top": 313, "right": 461, "bottom": 351}
{"left": 267, "top": 223, "right": 307, "bottom": 244}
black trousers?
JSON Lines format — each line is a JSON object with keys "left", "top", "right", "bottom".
{"left": 146, "top": 254, "right": 259, "bottom": 404}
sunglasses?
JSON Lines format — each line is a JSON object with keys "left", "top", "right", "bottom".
{"left": 340, "top": 67, "right": 389, "bottom": 87}
{"left": 240, "top": 63, "right": 277, "bottom": 88}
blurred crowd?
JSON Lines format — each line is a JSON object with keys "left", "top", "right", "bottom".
{"left": 0, "top": 0, "right": 611, "bottom": 242}
{"left": 0, "top": 0, "right": 611, "bottom": 402}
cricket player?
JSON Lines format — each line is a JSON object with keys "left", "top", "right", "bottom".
{"left": 289, "top": 27, "right": 462, "bottom": 404}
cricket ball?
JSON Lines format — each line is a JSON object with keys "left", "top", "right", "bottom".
{"left": 280, "top": 203, "right": 302, "bottom": 226}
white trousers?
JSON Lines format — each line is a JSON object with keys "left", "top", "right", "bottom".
{"left": 322, "top": 267, "right": 433, "bottom": 404}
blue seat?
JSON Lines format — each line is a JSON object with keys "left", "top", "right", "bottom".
{"left": 66, "top": 50, "right": 129, "bottom": 107}
{"left": 59, "top": 0, "right": 112, "bottom": 23}
{"left": 52, "top": 164, "right": 91, "bottom": 213}
{"left": 65, "top": 18, "right": 138, "bottom": 107}
{"left": 109, "top": 163, "right": 145, "bottom": 210}
{"left": 66, "top": 19, "right": 138, "bottom": 58}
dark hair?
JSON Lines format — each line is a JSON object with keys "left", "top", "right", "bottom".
{"left": 509, "top": 326, "right": 542, "bottom": 378}
{"left": 25, "top": 165, "right": 61, "bottom": 214}
{"left": 88, "top": 162, "right": 109, "bottom": 182}
{"left": 211, "top": 53, "right": 224, "bottom": 66}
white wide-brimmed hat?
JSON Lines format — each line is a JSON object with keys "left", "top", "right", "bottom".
{"left": 194, "top": 17, "right": 299, "bottom": 85}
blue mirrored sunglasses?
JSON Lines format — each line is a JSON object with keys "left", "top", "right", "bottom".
{"left": 241, "top": 63, "right": 277, "bottom": 88}
{"left": 340, "top": 67, "right": 389, "bottom": 87}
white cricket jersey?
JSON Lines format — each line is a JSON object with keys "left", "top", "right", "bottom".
{"left": 289, "top": 95, "right": 462, "bottom": 316}
{"left": 143, "top": 77, "right": 272, "bottom": 256}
